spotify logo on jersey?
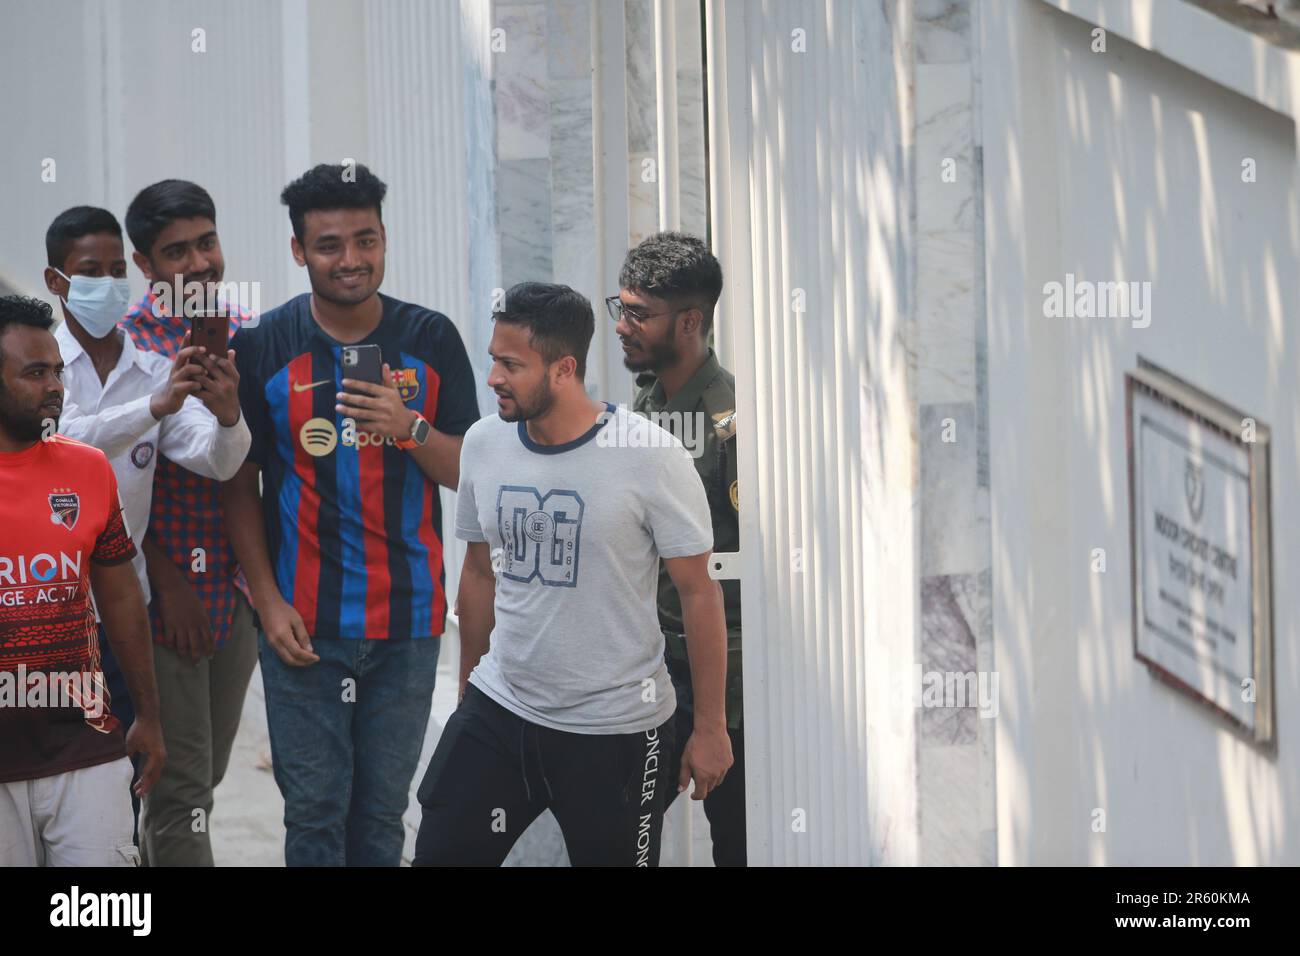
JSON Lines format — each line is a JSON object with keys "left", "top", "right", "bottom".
{"left": 299, "top": 418, "right": 338, "bottom": 457}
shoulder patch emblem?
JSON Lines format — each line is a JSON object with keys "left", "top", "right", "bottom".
{"left": 712, "top": 409, "right": 737, "bottom": 442}
{"left": 729, "top": 480, "right": 739, "bottom": 512}
{"left": 130, "top": 441, "right": 155, "bottom": 470}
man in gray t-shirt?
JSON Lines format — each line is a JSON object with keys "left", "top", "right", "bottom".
{"left": 414, "top": 282, "right": 733, "bottom": 868}
{"left": 456, "top": 401, "right": 711, "bottom": 733}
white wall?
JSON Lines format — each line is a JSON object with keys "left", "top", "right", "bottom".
{"left": 1, "top": 0, "right": 296, "bottom": 309}
{"left": 0, "top": 0, "right": 489, "bottom": 366}
{"left": 0, "top": 0, "right": 492, "bottom": 626}
{"left": 984, "top": 0, "right": 1300, "bottom": 864}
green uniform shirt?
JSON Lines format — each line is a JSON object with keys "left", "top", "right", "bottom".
{"left": 634, "top": 350, "right": 743, "bottom": 727}
{"left": 634, "top": 349, "right": 741, "bottom": 634}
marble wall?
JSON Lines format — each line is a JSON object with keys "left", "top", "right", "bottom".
{"left": 465, "top": 0, "right": 502, "bottom": 396}
{"left": 913, "top": 0, "right": 996, "bottom": 866}
{"left": 625, "top": 0, "right": 659, "bottom": 243}
{"left": 495, "top": 0, "right": 555, "bottom": 290}
{"left": 623, "top": 0, "right": 707, "bottom": 242}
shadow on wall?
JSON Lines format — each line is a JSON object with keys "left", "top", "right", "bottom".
{"left": 987, "top": 0, "right": 1298, "bottom": 864}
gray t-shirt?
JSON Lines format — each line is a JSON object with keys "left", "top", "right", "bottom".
{"left": 456, "top": 402, "right": 713, "bottom": 734}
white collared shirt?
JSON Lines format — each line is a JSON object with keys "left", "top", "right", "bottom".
{"left": 53, "top": 321, "right": 252, "bottom": 606}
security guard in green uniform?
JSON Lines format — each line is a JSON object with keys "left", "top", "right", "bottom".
{"left": 611, "top": 232, "right": 745, "bottom": 866}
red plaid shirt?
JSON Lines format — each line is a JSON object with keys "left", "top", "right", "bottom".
{"left": 121, "top": 291, "right": 253, "bottom": 647}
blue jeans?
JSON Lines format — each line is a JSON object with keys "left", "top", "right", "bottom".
{"left": 258, "top": 634, "right": 440, "bottom": 866}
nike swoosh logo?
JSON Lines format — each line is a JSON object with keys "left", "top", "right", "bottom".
{"left": 292, "top": 380, "right": 331, "bottom": 392}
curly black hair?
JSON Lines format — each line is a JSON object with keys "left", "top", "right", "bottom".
{"left": 281, "top": 163, "right": 388, "bottom": 242}
{"left": 0, "top": 295, "right": 55, "bottom": 368}
{"left": 617, "top": 231, "right": 723, "bottom": 335}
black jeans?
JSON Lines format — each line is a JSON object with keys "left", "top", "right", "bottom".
{"left": 413, "top": 684, "right": 676, "bottom": 867}
{"left": 663, "top": 655, "right": 747, "bottom": 866}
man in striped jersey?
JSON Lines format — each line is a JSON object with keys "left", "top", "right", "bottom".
{"left": 222, "top": 164, "right": 479, "bottom": 866}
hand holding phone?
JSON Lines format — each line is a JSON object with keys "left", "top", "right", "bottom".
{"left": 337, "top": 350, "right": 417, "bottom": 444}
{"left": 187, "top": 311, "right": 241, "bottom": 426}
{"left": 189, "top": 310, "right": 229, "bottom": 365}
{"left": 342, "top": 344, "right": 384, "bottom": 385}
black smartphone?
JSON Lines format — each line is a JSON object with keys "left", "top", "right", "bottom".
{"left": 342, "top": 344, "right": 384, "bottom": 385}
{"left": 189, "top": 310, "right": 228, "bottom": 365}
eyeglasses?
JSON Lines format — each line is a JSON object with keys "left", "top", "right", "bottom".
{"left": 605, "top": 295, "right": 679, "bottom": 328}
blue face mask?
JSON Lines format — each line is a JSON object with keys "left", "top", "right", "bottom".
{"left": 56, "top": 269, "right": 131, "bottom": 338}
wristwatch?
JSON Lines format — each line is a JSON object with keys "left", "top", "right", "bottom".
{"left": 396, "top": 412, "right": 431, "bottom": 449}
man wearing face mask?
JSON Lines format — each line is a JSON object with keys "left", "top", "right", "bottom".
{"left": 41, "top": 206, "right": 251, "bottom": 835}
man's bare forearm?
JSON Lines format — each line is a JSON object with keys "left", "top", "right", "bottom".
{"left": 407, "top": 430, "right": 462, "bottom": 490}
{"left": 680, "top": 582, "right": 728, "bottom": 730}
{"left": 140, "top": 532, "right": 188, "bottom": 592}
{"left": 95, "top": 587, "right": 160, "bottom": 724}
{"left": 220, "top": 464, "right": 280, "bottom": 611}
{"left": 456, "top": 568, "right": 495, "bottom": 688}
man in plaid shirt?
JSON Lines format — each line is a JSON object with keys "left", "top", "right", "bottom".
{"left": 121, "top": 180, "right": 258, "bottom": 866}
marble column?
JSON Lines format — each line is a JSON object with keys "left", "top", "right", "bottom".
{"left": 914, "top": 0, "right": 996, "bottom": 866}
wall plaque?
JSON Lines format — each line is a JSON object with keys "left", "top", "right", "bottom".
{"left": 1126, "top": 364, "right": 1274, "bottom": 746}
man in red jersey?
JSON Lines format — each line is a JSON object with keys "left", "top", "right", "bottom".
{"left": 0, "top": 295, "right": 165, "bottom": 866}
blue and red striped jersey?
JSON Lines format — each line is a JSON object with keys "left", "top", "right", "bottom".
{"left": 232, "top": 293, "right": 480, "bottom": 640}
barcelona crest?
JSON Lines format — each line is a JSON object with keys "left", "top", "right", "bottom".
{"left": 394, "top": 367, "right": 421, "bottom": 403}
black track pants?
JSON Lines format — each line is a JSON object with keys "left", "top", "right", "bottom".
{"left": 662, "top": 653, "right": 747, "bottom": 867}
{"left": 413, "top": 684, "right": 676, "bottom": 867}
